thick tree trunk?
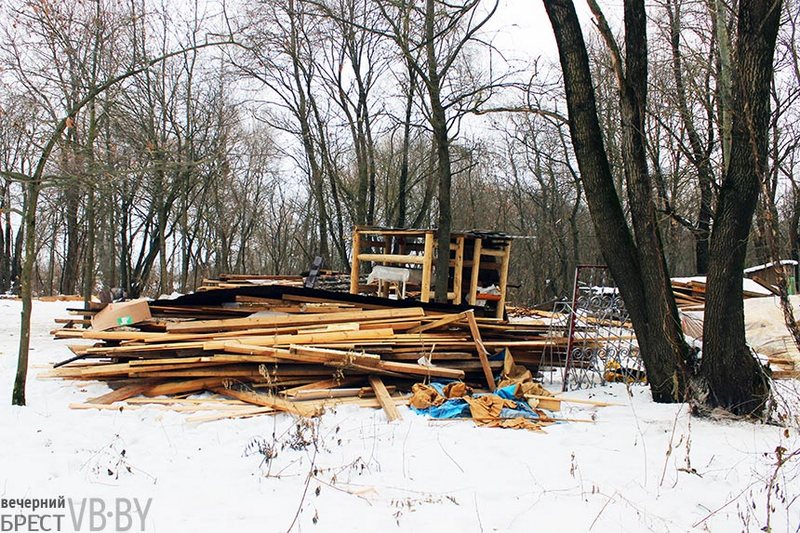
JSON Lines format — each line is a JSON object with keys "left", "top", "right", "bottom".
{"left": 543, "top": 0, "right": 691, "bottom": 402}
{"left": 701, "top": 0, "right": 781, "bottom": 415}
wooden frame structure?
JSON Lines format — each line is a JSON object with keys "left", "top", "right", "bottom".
{"left": 350, "top": 227, "right": 436, "bottom": 302}
{"left": 350, "top": 226, "right": 512, "bottom": 318}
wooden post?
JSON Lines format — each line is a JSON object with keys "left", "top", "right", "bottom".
{"left": 496, "top": 241, "right": 511, "bottom": 318}
{"left": 468, "top": 237, "right": 482, "bottom": 305}
{"left": 381, "top": 235, "right": 391, "bottom": 297}
{"left": 453, "top": 235, "right": 465, "bottom": 304}
{"left": 350, "top": 228, "right": 361, "bottom": 295}
{"left": 420, "top": 231, "right": 434, "bottom": 302}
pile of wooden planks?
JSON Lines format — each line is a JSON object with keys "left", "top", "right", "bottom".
{"left": 197, "top": 272, "right": 352, "bottom": 292}
{"left": 671, "top": 276, "right": 773, "bottom": 309}
{"left": 46, "top": 286, "right": 567, "bottom": 421}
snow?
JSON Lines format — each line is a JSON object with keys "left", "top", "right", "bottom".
{"left": 682, "top": 294, "right": 800, "bottom": 366}
{"left": 0, "top": 299, "right": 799, "bottom": 532}
{"left": 744, "top": 260, "right": 799, "bottom": 274}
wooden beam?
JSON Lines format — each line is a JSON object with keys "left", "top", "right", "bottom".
{"left": 407, "top": 312, "right": 468, "bottom": 334}
{"left": 465, "top": 310, "right": 496, "bottom": 390}
{"left": 166, "top": 307, "right": 425, "bottom": 334}
{"left": 211, "top": 387, "right": 320, "bottom": 417}
{"left": 468, "top": 238, "right": 482, "bottom": 305}
{"left": 452, "top": 235, "right": 465, "bottom": 304}
{"left": 350, "top": 227, "right": 361, "bottom": 294}
{"left": 369, "top": 376, "right": 402, "bottom": 421}
{"left": 144, "top": 377, "right": 226, "bottom": 397}
{"left": 496, "top": 242, "right": 511, "bottom": 319}
{"left": 421, "top": 231, "right": 435, "bottom": 302}
{"left": 88, "top": 382, "right": 160, "bottom": 404}
{"left": 356, "top": 253, "right": 425, "bottom": 265}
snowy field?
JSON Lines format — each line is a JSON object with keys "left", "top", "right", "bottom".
{"left": 0, "top": 299, "right": 798, "bottom": 532}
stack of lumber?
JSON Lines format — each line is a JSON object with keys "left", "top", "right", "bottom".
{"left": 46, "top": 286, "right": 573, "bottom": 421}
{"left": 671, "top": 280, "right": 708, "bottom": 309}
{"left": 198, "top": 274, "right": 305, "bottom": 291}
{"left": 672, "top": 276, "right": 773, "bottom": 309}
{"left": 197, "top": 273, "right": 352, "bottom": 292}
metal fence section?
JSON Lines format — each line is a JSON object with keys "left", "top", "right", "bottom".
{"left": 542, "top": 265, "right": 645, "bottom": 391}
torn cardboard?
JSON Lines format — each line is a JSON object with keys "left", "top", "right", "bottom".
{"left": 91, "top": 299, "right": 151, "bottom": 331}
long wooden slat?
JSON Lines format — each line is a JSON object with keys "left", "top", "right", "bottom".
{"left": 88, "top": 381, "right": 161, "bottom": 404}
{"left": 407, "top": 312, "right": 469, "bottom": 334}
{"left": 203, "top": 328, "right": 396, "bottom": 351}
{"left": 144, "top": 377, "right": 226, "bottom": 397}
{"left": 211, "top": 387, "right": 319, "bottom": 417}
{"left": 369, "top": 376, "right": 402, "bottom": 421}
{"left": 166, "top": 307, "right": 426, "bottom": 333}
{"left": 465, "top": 310, "right": 496, "bottom": 390}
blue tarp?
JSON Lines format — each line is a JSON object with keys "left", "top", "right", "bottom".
{"left": 410, "top": 382, "right": 547, "bottom": 420}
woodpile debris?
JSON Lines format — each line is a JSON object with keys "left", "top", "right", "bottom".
{"left": 671, "top": 276, "right": 774, "bottom": 309}
{"left": 198, "top": 272, "right": 352, "bottom": 292}
{"left": 45, "top": 285, "right": 574, "bottom": 424}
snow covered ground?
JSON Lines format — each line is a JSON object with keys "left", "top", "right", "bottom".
{"left": 0, "top": 299, "right": 798, "bottom": 532}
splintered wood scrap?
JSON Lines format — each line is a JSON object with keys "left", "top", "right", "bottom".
{"left": 368, "top": 376, "right": 402, "bottom": 422}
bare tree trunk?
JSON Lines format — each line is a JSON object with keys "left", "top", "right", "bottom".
{"left": 666, "top": 0, "right": 714, "bottom": 274}
{"left": 397, "top": 70, "right": 415, "bottom": 228}
{"left": 12, "top": 182, "right": 37, "bottom": 405}
{"left": 701, "top": 0, "right": 781, "bottom": 415}
{"left": 424, "top": 0, "right": 453, "bottom": 303}
{"left": 544, "top": 0, "right": 692, "bottom": 402}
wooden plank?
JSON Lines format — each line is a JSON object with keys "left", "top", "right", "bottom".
{"left": 465, "top": 310, "right": 496, "bottom": 390}
{"left": 87, "top": 382, "right": 160, "bottom": 404}
{"left": 350, "top": 228, "right": 361, "bottom": 294}
{"left": 83, "top": 340, "right": 207, "bottom": 355}
{"left": 205, "top": 327, "right": 396, "bottom": 351}
{"left": 188, "top": 407, "right": 276, "bottom": 424}
{"left": 496, "top": 242, "right": 511, "bottom": 319}
{"left": 468, "top": 238, "right": 482, "bottom": 305}
{"left": 407, "top": 312, "right": 468, "bottom": 334}
{"left": 219, "top": 343, "right": 381, "bottom": 368}
{"left": 452, "top": 235, "right": 465, "bottom": 304}
{"left": 281, "top": 377, "right": 361, "bottom": 397}
{"left": 357, "top": 253, "right": 425, "bottom": 265}
{"left": 369, "top": 376, "right": 402, "bottom": 421}
{"left": 420, "top": 231, "right": 435, "bottom": 302}
{"left": 292, "top": 385, "right": 393, "bottom": 401}
{"left": 526, "top": 394, "right": 623, "bottom": 407}
{"left": 144, "top": 377, "right": 226, "bottom": 397}
{"left": 376, "top": 360, "right": 465, "bottom": 380}
{"left": 211, "top": 387, "right": 319, "bottom": 417}
{"left": 354, "top": 226, "right": 434, "bottom": 236}
{"left": 166, "top": 307, "right": 425, "bottom": 334}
